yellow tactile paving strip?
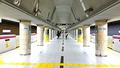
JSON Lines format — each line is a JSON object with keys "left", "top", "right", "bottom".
{"left": 0, "top": 48, "right": 120, "bottom": 68}
{"left": 108, "top": 49, "right": 120, "bottom": 59}
{"left": 0, "top": 62, "right": 120, "bottom": 68}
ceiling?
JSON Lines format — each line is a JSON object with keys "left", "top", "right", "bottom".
{"left": 0, "top": 0, "right": 120, "bottom": 30}
{"left": 53, "top": 0, "right": 73, "bottom": 23}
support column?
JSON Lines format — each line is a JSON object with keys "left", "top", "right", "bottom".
{"left": 54, "top": 30, "right": 57, "bottom": 37}
{"left": 72, "top": 30, "right": 74, "bottom": 38}
{"left": 49, "top": 28, "right": 52, "bottom": 40}
{"left": 19, "top": 20, "right": 31, "bottom": 55}
{"left": 95, "top": 20, "right": 108, "bottom": 57}
{"left": 37, "top": 25, "right": 44, "bottom": 46}
{"left": 78, "top": 26, "right": 82, "bottom": 43}
{"left": 83, "top": 25, "right": 90, "bottom": 47}
{"left": 53, "top": 30, "right": 55, "bottom": 38}
{"left": 74, "top": 29, "right": 76, "bottom": 40}
{"left": 52, "top": 29, "right": 54, "bottom": 39}
{"left": 53, "top": 29, "right": 55, "bottom": 39}
{"left": 44, "top": 27, "right": 49, "bottom": 42}
{"left": 76, "top": 29, "right": 78, "bottom": 40}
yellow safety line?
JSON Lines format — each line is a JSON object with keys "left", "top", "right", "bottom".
{"left": 0, "top": 62, "right": 120, "bottom": 68}
{"left": 0, "top": 49, "right": 120, "bottom": 68}
{"left": 108, "top": 49, "right": 120, "bottom": 59}
{"left": 0, "top": 54, "right": 4, "bottom": 64}
{"left": 0, "top": 60, "right": 3, "bottom": 63}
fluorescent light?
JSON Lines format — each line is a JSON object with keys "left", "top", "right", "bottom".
{"left": 3, "top": 18, "right": 20, "bottom": 22}
{"left": 2, "top": 29, "right": 11, "bottom": 33}
{"left": 90, "top": 23, "right": 95, "bottom": 26}
{"left": 108, "top": 16, "right": 120, "bottom": 22}
{"left": 31, "top": 23, "right": 37, "bottom": 26}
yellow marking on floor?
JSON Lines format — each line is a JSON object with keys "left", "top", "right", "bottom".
{"left": 108, "top": 49, "right": 120, "bottom": 59}
{"left": 47, "top": 63, "right": 54, "bottom": 68}
{"left": 0, "top": 60, "right": 3, "bottom": 63}
{"left": 0, "top": 54, "right": 2, "bottom": 62}
{"left": 0, "top": 62, "right": 120, "bottom": 68}
{"left": 73, "top": 63, "right": 80, "bottom": 66}
{"left": 34, "top": 63, "right": 41, "bottom": 68}
{"left": 0, "top": 54, "right": 2, "bottom": 58}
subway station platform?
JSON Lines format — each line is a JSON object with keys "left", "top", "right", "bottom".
{"left": 0, "top": 36, "right": 120, "bottom": 68}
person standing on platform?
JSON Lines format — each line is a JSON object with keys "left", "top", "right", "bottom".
{"left": 57, "top": 31, "right": 60, "bottom": 39}
{"left": 65, "top": 32, "right": 68, "bottom": 39}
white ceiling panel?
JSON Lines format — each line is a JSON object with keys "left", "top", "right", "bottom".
{"left": 53, "top": 0, "right": 73, "bottom": 23}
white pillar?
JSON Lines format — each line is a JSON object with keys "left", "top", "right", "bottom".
{"left": 53, "top": 30, "right": 55, "bottom": 38}
{"left": 95, "top": 20, "right": 108, "bottom": 57}
{"left": 74, "top": 29, "right": 76, "bottom": 40}
{"left": 83, "top": 25, "right": 90, "bottom": 47}
{"left": 52, "top": 29, "right": 54, "bottom": 39}
{"left": 19, "top": 20, "right": 31, "bottom": 55}
{"left": 49, "top": 29, "right": 52, "bottom": 40}
{"left": 37, "top": 25, "right": 44, "bottom": 46}
{"left": 76, "top": 29, "right": 78, "bottom": 40}
{"left": 72, "top": 30, "right": 74, "bottom": 38}
{"left": 54, "top": 30, "right": 56, "bottom": 38}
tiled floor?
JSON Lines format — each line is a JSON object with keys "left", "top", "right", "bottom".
{"left": 0, "top": 36, "right": 120, "bottom": 68}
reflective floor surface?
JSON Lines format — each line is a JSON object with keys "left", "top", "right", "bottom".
{"left": 0, "top": 36, "right": 120, "bottom": 68}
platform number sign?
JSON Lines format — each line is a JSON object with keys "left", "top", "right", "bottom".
{"left": 14, "top": 0, "right": 21, "bottom": 6}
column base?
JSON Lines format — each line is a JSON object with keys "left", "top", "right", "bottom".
{"left": 37, "top": 44, "right": 43, "bottom": 46}
{"left": 95, "top": 50, "right": 107, "bottom": 57}
{"left": 95, "top": 54, "right": 107, "bottom": 57}
{"left": 78, "top": 43, "right": 83, "bottom": 45}
{"left": 20, "top": 53, "right": 31, "bottom": 56}
{"left": 83, "top": 45, "right": 90, "bottom": 47}
{"left": 19, "top": 49, "right": 31, "bottom": 55}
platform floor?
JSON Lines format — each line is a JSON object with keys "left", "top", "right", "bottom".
{"left": 0, "top": 36, "right": 120, "bottom": 68}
